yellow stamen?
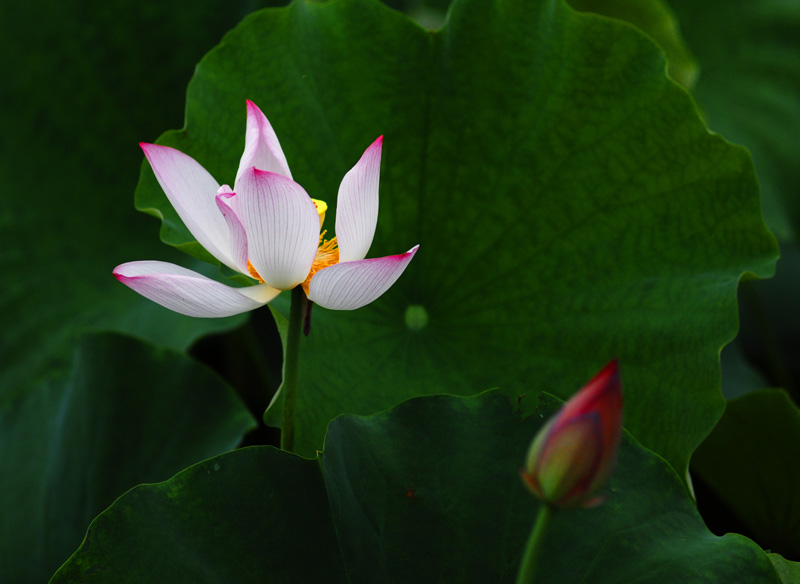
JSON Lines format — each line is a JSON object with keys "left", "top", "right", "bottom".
{"left": 302, "top": 231, "right": 339, "bottom": 296}
{"left": 247, "top": 260, "right": 265, "bottom": 283}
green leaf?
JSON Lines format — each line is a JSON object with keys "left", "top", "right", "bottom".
{"left": 52, "top": 447, "right": 349, "bottom": 584}
{"left": 691, "top": 389, "right": 800, "bottom": 559}
{"left": 567, "top": 0, "right": 699, "bottom": 89}
{"left": 53, "top": 391, "right": 778, "bottom": 583}
{"left": 0, "top": 0, "right": 294, "bottom": 401}
{"left": 769, "top": 554, "right": 800, "bottom": 584}
{"left": 136, "top": 0, "right": 777, "bottom": 474}
{"left": 0, "top": 333, "right": 255, "bottom": 583}
{"left": 668, "top": 0, "right": 800, "bottom": 241}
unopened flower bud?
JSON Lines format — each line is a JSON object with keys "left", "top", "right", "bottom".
{"left": 521, "top": 360, "right": 623, "bottom": 509}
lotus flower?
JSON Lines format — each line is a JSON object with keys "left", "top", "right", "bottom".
{"left": 114, "top": 101, "right": 418, "bottom": 317}
{"left": 521, "top": 360, "right": 623, "bottom": 509}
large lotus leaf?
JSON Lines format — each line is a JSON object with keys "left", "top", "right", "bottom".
{"left": 52, "top": 391, "right": 779, "bottom": 583}
{"left": 0, "top": 0, "right": 294, "bottom": 401}
{"left": 668, "top": 0, "right": 800, "bottom": 241}
{"left": 692, "top": 389, "right": 800, "bottom": 559}
{"left": 135, "top": 0, "right": 777, "bottom": 472}
{"left": 0, "top": 333, "right": 255, "bottom": 583}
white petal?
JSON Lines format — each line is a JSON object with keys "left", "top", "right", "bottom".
{"left": 140, "top": 143, "right": 236, "bottom": 269}
{"left": 234, "top": 100, "right": 292, "bottom": 191}
{"left": 114, "top": 261, "right": 280, "bottom": 318}
{"left": 308, "top": 245, "right": 419, "bottom": 310}
{"left": 237, "top": 168, "right": 319, "bottom": 290}
{"left": 336, "top": 136, "right": 382, "bottom": 262}
{"left": 215, "top": 188, "right": 249, "bottom": 274}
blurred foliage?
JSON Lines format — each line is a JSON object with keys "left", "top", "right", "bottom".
{"left": 0, "top": 0, "right": 293, "bottom": 402}
{"left": 770, "top": 554, "right": 800, "bottom": 584}
{"left": 0, "top": 333, "right": 254, "bottom": 582}
{"left": 54, "top": 391, "right": 780, "bottom": 583}
{"left": 384, "top": 0, "right": 451, "bottom": 28}
{"left": 692, "top": 389, "right": 800, "bottom": 560}
{"left": 1, "top": 1, "right": 285, "bottom": 581}
{"left": 736, "top": 244, "right": 800, "bottom": 401}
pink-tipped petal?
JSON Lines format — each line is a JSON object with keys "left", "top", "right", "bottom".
{"left": 308, "top": 245, "right": 418, "bottom": 310}
{"left": 113, "top": 261, "right": 280, "bottom": 318}
{"left": 140, "top": 143, "right": 236, "bottom": 269}
{"left": 215, "top": 188, "right": 249, "bottom": 274}
{"left": 336, "top": 136, "right": 383, "bottom": 262}
{"left": 237, "top": 168, "right": 320, "bottom": 290}
{"left": 234, "top": 100, "right": 292, "bottom": 190}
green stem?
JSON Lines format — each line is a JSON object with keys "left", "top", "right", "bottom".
{"left": 278, "top": 286, "right": 306, "bottom": 453}
{"left": 516, "top": 504, "right": 555, "bottom": 584}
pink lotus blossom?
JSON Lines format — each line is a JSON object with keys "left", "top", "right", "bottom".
{"left": 114, "top": 101, "right": 418, "bottom": 317}
{"left": 521, "top": 360, "right": 623, "bottom": 509}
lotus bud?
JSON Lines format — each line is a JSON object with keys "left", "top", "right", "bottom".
{"left": 521, "top": 360, "right": 623, "bottom": 509}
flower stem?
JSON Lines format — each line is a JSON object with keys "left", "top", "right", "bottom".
{"left": 279, "top": 285, "right": 306, "bottom": 453}
{"left": 516, "top": 504, "right": 555, "bottom": 584}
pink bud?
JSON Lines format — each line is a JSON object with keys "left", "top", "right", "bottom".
{"left": 521, "top": 360, "right": 623, "bottom": 509}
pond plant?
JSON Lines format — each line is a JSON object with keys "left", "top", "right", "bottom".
{"left": 3, "top": 0, "right": 799, "bottom": 582}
